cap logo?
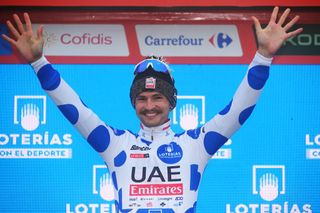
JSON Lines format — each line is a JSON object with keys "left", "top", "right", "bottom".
{"left": 145, "top": 77, "right": 156, "bottom": 89}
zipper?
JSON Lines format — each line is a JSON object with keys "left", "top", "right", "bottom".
{"left": 151, "top": 129, "right": 154, "bottom": 141}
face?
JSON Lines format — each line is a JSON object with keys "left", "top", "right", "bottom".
{"left": 135, "top": 91, "right": 171, "bottom": 128}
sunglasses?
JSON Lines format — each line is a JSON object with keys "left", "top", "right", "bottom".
{"left": 134, "top": 59, "right": 173, "bottom": 80}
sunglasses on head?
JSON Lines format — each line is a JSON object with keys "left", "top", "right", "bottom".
{"left": 134, "top": 59, "right": 172, "bottom": 79}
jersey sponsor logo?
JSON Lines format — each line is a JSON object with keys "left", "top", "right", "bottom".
{"left": 145, "top": 77, "right": 156, "bottom": 89}
{"left": 131, "top": 166, "right": 181, "bottom": 183}
{"left": 130, "top": 183, "right": 183, "bottom": 196}
{"left": 131, "top": 145, "right": 151, "bottom": 151}
{"left": 130, "top": 153, "right": 150, "bottom": 158}
{"left": 226, "top": 165, "right": 313, "bottom": 213}
{"left": 157, "top": 142, "right": 183, "bottom": 164}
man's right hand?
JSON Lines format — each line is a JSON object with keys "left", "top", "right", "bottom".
{"left": 2, "top": 13, "right": 44, "bottom": 63}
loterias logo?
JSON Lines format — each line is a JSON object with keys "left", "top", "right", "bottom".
{"left": 305, "top": 133, "right": 320, "bottom": 159}
{"left": 0, "top": 95, "right": 73, "bottom": 159}
{"left": 226, "top": 165, "right": 313, "bottom": 213}
{"left": 157, "top": 142, "right": 183, "bottom": 164}
{"left": 66, "top": 165, "right": 116, "bottom": 213}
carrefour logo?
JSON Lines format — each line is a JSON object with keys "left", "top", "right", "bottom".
{"left": 157, "top": 142, "right": 183, "bottom": 164}
{"left": 208, "top": 33, "right": 233, "bottom": 48}
{"left": 136, "top": 24, "right": 242, "bottom": 56}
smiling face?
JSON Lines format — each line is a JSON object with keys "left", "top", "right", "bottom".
{"left": 134, "top": 91, "right": 171, "bottom": 128}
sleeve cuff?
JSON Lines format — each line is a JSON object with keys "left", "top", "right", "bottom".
{"left": 31, "top": 56, "right": 50, "bottom": 74}
{"left": 253, "top": 51, "right": 273, "bottom": 67}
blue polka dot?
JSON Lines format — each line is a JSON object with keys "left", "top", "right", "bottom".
{"left": 114, "top": 150, "right": 126, "bottom": 167}
{"left": 219, "top": 100, "right": 233, "bottom": 115}
{"left": 141, "top": 138, "right": 152, "bottom": 146}
{"left": 187, "top": 127, "right": 202, "bottom": 139}
{"left": 109, "top": 126, "right": 126, "bottom": 136}
{"left": 37, "top": 64, "right": 61, "bottom": 91}
{"left": 185, "top": 202, "right": 197, "bottom": 213}
{"left": 112, "top": 171, "right": 118, "bottom": 190}
{"left": 118, "top": 189, "right": 132, "bottom": 212}
{"left": 128, "top": 130, "right": 138, "bottom": 138}
{"left": 87, "top": 125, "right": 110, "bottom": 152}
{"left": 190, "top": 164, "right": 201, "bottom": 191}
{"left": 174, "top": 132, "right": 185, "bottom": 137}
{"left": 204, "top": 131, "right": 228, "bottom": 155}
{"left": 58, "top": 104, "right": 79, "bottom": 124}
{"left": 80, "top": 98, "right": 88, "bottom": 108}
{"left": 247, "top": 65, "right": 269, "bottom": 90}
{"left": 239, "top": 105, "right": 255, "bottom": 125}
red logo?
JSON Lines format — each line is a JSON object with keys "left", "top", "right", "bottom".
{"left": 129, "top": 183, "right": 183, "bottom": 196}
{"left": 145, "top": 77, "right": 156, "bottom": 89}
{"left": 130, "top": 153, "right": 149, "bottom": 158}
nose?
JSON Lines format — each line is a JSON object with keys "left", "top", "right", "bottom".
{"left": 145, "top": 98, "right": 156, "bottom": 110}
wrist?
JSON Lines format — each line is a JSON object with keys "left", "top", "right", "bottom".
{"left": 31, "top": 55, "right": 49, "bottom": 73}
{"left": 257, "top": 48, "right": 273, "bottom": 59}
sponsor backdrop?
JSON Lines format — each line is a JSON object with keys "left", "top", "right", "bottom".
{"left": 1, "top": 10, "right": 320, "bottom": 213}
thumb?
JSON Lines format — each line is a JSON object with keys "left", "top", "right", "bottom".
{"left": 37, "top": 25, "right": 43, "bottom": 41}
{"left": 252, "top": 16, "right": 262, "bottom": 32}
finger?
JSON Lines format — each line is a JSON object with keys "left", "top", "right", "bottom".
{"left": 284, "top": 15, "right": 300, "bottom": 31}
{"left": 252, "top": 16, "right": 262, "bottom": 32}
{"left": 24, "top": 13, "right": 33, "bottom": 33}
{"left": 278, "top": 8, "right": 290, "bottom": 26}
{"left": 270, "top": 6, "right": 279, "bottom": 23}
{"left": 2, "top": 34, "right": 17, "bottom": 47}
{"left": 6, "top": 20, "right": 21, "bottom": 40}
{"left": 37, "top": 25, "right": 43, "bottom": 40}
{"left": 13, "top": 14, "right": 26, "bottom": 34}
{"left": 286, "top": 28, "right": 303, "bottom": 39}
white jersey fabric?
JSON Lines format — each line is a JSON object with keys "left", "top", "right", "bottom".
{"left": 31, "top": 52, "right": 272, "bottom": 213}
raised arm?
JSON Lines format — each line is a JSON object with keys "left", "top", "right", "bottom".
{"left": 253, "top": 6, "right": 303, "bottom": 58}
{"left": 199, "top": 7, "right": 303, "bottom": 157}
{"left": 2, "top": 13, "right": 113, "bottom": 155}
{"left": 2, "top": 13, "right": 43, "bottom": 63}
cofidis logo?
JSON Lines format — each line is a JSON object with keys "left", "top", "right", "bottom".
{"left": 226, "top": 165, "right": 313, "bottom": 213}
{"left": 0, "top": 95, "right": 73, "bottom": 159}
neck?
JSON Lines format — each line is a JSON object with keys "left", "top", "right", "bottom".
{"left": 139, "top": 120, "right": 173, "bottom": 142}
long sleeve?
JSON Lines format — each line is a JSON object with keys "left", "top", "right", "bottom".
{"left": 197, "top": 52, "right": 272, "bottom": 157}
{"left": 31, "top": 56, "right": 112, "bottom": 153}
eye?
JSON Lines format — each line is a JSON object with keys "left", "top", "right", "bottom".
{"left": 154, "top": 95, "right": 164, "bottom": 100}
{"left": 136, "top": 96, "right": 146, "bottom": 102}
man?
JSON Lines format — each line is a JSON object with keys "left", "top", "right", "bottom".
{"left": 2, "top": 7, "right": 302, "bottom": 213}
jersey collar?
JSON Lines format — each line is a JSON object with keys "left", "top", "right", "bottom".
{"left": 139, "top": 119, "right": 174, "bottom": 141}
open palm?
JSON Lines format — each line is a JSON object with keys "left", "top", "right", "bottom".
{"left": 253, "top": 7, "right": 303, "bottom": 58}
{"left": 2, "top": 13, "right": 44, "bottom": 63}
